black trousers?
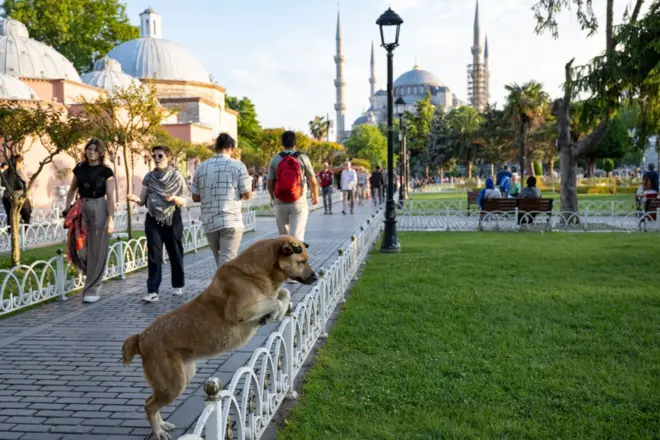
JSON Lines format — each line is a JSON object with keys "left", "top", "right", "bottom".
{"left": 2, "top": 197, "right": 32, "bottom": 230}
{"left": 145, "top": 209, "right": 184, "bottom": 294}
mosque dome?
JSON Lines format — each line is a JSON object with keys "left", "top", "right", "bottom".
{"left": 352, "top": 111, "right": 377, "bottom": 129}
{"left": 106, "top": 8, "right": 209, "bottom": 83}
{"left": 0, "top": 17, "right": 81, "bottom": 82}
{"left": 81, "top": 56, "right": 141, "bottom": 92}
{"left": 0, "top": 72, "right": 39, "bottom": 100}
{"left": 394, "top": 64, "right": 442, "bottom": 87}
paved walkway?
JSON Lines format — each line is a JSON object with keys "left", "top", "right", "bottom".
{"left": 0, "top": 202, "right": 381, "bottom": 440}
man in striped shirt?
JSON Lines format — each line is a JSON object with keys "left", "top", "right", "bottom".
{"left": 191, "top": 133, "right": 252, "bottom": 268}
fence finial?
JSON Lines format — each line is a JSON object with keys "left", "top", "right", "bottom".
{"left": 204, "top": 377, "right": 222, "bottom": 401}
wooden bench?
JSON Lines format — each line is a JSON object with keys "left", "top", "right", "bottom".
{"left": 517, "top": 198, "right": 554, "bottom": 225}
{"left": 466, "top": 191, "right": 480, "bottom": 214}
{"left": 644, "top": 198, "right": 660, "bottom": 221}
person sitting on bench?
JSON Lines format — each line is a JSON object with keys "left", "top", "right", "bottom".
{"left": 519, "top": 176, "right": 542, "bottom": 199}
{"left": 476, "top": 177, "right": 501, "bottom": 209}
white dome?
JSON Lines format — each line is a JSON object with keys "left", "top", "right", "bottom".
{"left": 0, "top": 17, "right": 81, "bottom": 82}
{"left": 81, "top": 56, "right": 142, "bottom": 92}
{"left": 394, "top": 65, "right": 442, "bottom": 87}
{"left": 0, "top": 72, "right": 39, "bottom": 100}
{"left": 107, "top": 37, "right": 209, "bottom": 83}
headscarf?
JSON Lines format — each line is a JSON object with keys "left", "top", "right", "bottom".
{"left": 477, "top": 177, "right": 495, "bottom": 208}
{"left": 143, "top": 165, "right": 186, "bottom": 226}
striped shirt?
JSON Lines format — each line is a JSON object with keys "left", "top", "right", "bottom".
{"left": 191, "top": 153, "right": 251, "bottom": 233}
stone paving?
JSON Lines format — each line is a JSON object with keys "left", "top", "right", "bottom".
{"left": 0, "top": 202, "right": 381, "bottom": 440}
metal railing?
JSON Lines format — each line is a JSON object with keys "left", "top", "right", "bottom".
{"left": 177, "top": 210, "right": 384, "bottom": 440}
{"left": 0, "top": 216, "right": 257, "bottom": 317}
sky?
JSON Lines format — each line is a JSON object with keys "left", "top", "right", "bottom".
{"left": 123, "top": 0, "right": 634, "bottom": 138}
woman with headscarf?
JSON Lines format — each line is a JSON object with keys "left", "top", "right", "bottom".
{"left": 64, "top": 138, "right": 115, "bottom": 304}
{"left": 127, "top": 145, "right": 187, "bottom": 303}
{"left": 476, "top": 177, "right": 502, "bottom": 209}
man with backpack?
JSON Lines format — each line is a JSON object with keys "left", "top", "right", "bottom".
{"left": 268, "top": 130, "right": 318, "bottom": 241}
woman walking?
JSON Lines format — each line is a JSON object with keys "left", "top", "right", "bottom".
{"left": 128, "top": 146, "right": 187, "bottom": 303}
{"left": 64, "top": 138, "right": 115, "bottom": 304}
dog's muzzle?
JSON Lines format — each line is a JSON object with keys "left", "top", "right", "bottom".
{"left": 297, "top": 271, "right": 318, "bottom": 285}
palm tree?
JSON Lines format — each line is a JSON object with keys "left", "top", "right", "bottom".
{"left": 309, "top": 116, "right": 331, "bottom": 141}
{"left": 447, "top": 106, "right": 483, "bottom": 178}
{"left": 504, "top": 81, "right": 550, "bottom": 177}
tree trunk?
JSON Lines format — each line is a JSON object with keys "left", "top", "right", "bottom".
{"left": 467, "top": 161, "right": 473, "bottom": 179}
{"left": 112, "top": 159, "right": 119, "bottom": 207}
{"left": 10, "top": 201, "right": 22, "bottom": 267}
{"left": 122, "top": 144, "right": 133, "bottom": 238}
{"left": 490, "top": 163, "right": 495, "bottom": 177}
{"left": 559, "top": 145, "right": 579, "bottom": 217}
{"left": 440, "top": 167, "right": 445, "bottom": 182}
{"left": 519, "top": 123, "right": 527, "bottom": 178}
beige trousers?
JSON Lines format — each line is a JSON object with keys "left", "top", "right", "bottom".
{"left": 274, "top": 201, "right": 309, "bottom": 241}
{"left": 206, "top": 227, "right": 244, "bottom": 268}
{"left": 80, "top": 197, "right": 110, "bottom": 298}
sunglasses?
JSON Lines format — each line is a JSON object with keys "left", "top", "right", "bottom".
{"left": 152, "top": 153, "right": 166, "bottom": 159}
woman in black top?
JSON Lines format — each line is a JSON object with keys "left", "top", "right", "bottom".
{"left": 64, "top": 138, "right": 115, "bottom": 304}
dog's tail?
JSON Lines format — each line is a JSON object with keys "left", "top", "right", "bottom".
{"left": 122, "top": 334, "right": 140, "bottom": 366}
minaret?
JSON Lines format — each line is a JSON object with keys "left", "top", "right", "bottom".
{"left": 369, "top": 41, "right": 376, "bottom": 98}
{"left": 468, "top": 0, "right": 486, "bottom": 112}
{"left": 334, "top": 11, "right": 346, "bottom": 142}
{"left": 484, "top": 34, "right": 490, "bottom": 106}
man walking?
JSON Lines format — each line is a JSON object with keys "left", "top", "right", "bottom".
{"left": 340, "top": 161, "right": 357, "bottom": 215}
{"left": 318, "top": 162, "right": 334, "bottom": 215}
{"left": 191, "top": 133, "right": 252, "bottom": 268}
{"left": 268, "top": 130, "right": 318, "bottom": 241}
{"left": 369, "top": 165, "right": 385, "bottom": 206}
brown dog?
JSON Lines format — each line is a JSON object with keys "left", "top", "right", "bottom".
{"left": 122, "top": 235, "right": 317, "bottom": 440}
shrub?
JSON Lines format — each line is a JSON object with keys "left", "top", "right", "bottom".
{"left": 533, "top": 162, "right": 543, "bottom": 176}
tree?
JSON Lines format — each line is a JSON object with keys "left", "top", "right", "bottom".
{"left": 476, "top": 105, "right": 516, "bottom": 174}
{"left": 533, "top": 0, "right": 654, "bottom": 214}
{"left": 308, "top": 116, "right": 332, "bottom": 142}
{"left": 225, "top": 95, "right": 262, "bottom": 150}
{"left": 426, "top": 110, "right": 455, "bottom": 180}
{"left": 2, "top": 0, "right": 139, "bottom": 73}
{"left": 344, "top": 125, "right": 387, "bottom": 167}
{"left": 302, "top": 141, "right": 345, "bottom": 169}
{"left": 446, "top": 106, "right": 483, "bottom": 178}
{"left": 82, "top": 81, "right": 175, "bottom": 237}
{"left": 403, "top": 92, "right": 435, "bottom": 173}
{"left": 0, "top": 103, "right": 91, "bottom": 266}
{"left": 504, "top": 81, "right": 550, "bottom": 177}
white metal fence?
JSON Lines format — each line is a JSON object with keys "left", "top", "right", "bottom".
{"left": 0, "top": 214, "right": 256, "bottom": 317}
{"left": 178, "top": 211, "right": 384, "bottom": 440}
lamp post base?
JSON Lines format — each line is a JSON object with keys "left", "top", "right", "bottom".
{"left": 380, "top": 201, "right": 400, "bottom": 253}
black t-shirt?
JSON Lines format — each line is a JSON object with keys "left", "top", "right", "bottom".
{"left": 73, "top": 163, "right": 114, "bottom": 199}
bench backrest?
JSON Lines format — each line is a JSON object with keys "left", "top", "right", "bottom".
{"left": 467, "top": 191, "right": 480, "bottom": 203}
{"left": 483, "top": 199, "right": 517, "bottom": 212}
{"left": 518, "top": 198, "right": 553, "bottom": 212}
{"left": 645, "top": 198, "right": 660, "bottom": 211}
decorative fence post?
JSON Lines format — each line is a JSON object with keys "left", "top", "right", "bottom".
{"left": 202, "top": 378, "right": 223, "bottom": 440}
{"left": 192, "top": 222, "right": 198, "bottom": 253}
{"left": 117, "top": 240, "right": 126, "bottom": 280}
{"left": 56, "top": 249, "right": 67, "bottom": 301}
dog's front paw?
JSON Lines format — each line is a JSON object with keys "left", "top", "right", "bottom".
{"left": 150, "top": 430, "right": 171, "bottom": 440}
{"left": 161, "top": 421, "right": 175, "bottom": 432}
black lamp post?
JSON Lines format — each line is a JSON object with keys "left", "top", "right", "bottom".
{"left": 376, "top": 7, "right": 403, "bottom": 253}
{"left": 395, "top": 96, "right": 407, "bottom": 208}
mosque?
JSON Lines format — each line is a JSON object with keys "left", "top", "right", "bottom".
{"left": 0, "top": 8, "right": 237, "bottom": 208}
{"left": 336, "top": 1, "right": 490, "bottom": 142}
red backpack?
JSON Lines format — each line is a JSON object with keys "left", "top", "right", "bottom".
{"left": 274, "top": 152, "right": 304, "bottom": 202}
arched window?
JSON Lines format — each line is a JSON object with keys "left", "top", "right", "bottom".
{"left": 117, "top": 155, "right": 121, "bottom": 166}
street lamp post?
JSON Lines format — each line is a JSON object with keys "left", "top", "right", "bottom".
{"left": 376, "top": 8, "right": 403, "bottom": 253}
{"left": 395, "top": 97, "right": 407, "bottom": 208}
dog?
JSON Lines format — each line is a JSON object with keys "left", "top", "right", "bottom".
{"left": 122, "top": 235, "right": 317, "bottom": 440}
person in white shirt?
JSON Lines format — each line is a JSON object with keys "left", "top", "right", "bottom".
{"left": 191, "top": 133, "right": 252, "bottom": 268}
{"left": 340, "top": 161, "right": 358, "bottom": 215}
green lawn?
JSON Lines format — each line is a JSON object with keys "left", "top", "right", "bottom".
{"left": 279, "top": 233, "right": 660, "bottom": 439}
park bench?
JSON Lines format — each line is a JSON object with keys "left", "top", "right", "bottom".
{"left": 517, "top": 198, "right": 554, "bottom": 225}
{"left": 643, "top": 198, "right": 660, "bottom": 221}
{"left": 466, "top": 191, "right": 480, "bottom": 214}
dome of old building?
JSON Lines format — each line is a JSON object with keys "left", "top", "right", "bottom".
{"left": 0, "top": 72, "right": 39, "bottom": 100}
{"left": 0, "top": 17, "right": 81, "bottom": 82}
{"left": 106, "top": 8, "right": 209, "bottom": 83}
{"left": 81, "top": 56, "right": 142, "bottom": 91}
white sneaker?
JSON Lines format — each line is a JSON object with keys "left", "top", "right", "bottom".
{"left": 83, "top": 295, "right": 100, "bottom": 304}
{"left": 141, "top": 293, "right": 160, "bottom": 303}
{"left": 172, "top": 287, "right": 184, "bottom": 296}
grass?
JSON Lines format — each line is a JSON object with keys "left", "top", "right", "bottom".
{"left": 278, "top": 233, "right": 660, "bottom": 439}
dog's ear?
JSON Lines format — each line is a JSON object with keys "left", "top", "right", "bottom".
{"left": 281, "top": 242, "right": 295, "bottom": 256}
{"left": 303, "top": 242, "right": 310, "bottom": 249}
